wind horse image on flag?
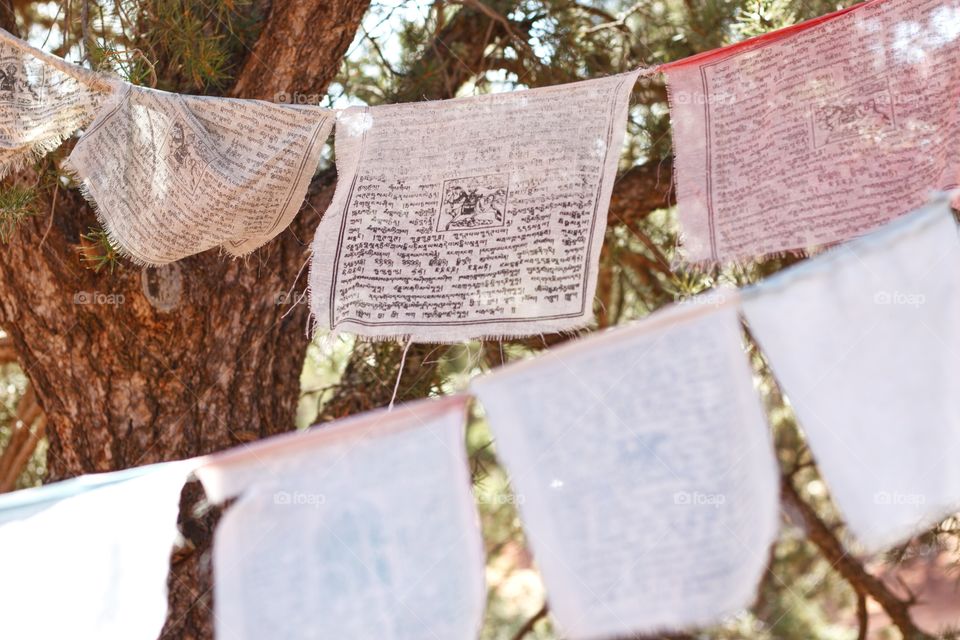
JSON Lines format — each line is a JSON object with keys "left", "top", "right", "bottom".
{"left": 663, "top": 0, "right": 960, "bottom": 264}
{"left": 0, "top": 28, "right": 110, "bottom": 177}
{"left": 65, "top": 83, "right": 333, "bottom": 265}
{"left": 310, "top": 71, "right": 640, "bottom": 342}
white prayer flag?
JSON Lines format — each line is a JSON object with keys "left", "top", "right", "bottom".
{"left": 0, "top": 28, "right": 111, "bottom": 177}
{"left": 471, "top": 293, "right": 779, "bottom": 639}
{"left": 196, "top": 395, "right": 485, "bottom": 640}
{"left": 0, "top": 461, "right": 191, "bottom": 639}
{"left": 309, "top": 72, "right": 639, "bottom": 342}
{"left": 65, "top": 82, "right": 333, "bottom": 264}
{"left": 663, "top": 0, "right": 960, "bottom": 264}
{"left": 742, "top": 196, "right": 960, "bottom": 552}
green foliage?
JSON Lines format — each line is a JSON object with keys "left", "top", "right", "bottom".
{"left": 733, "top": 0, "right": 845, "bottom": 38}
{"left": 78, "top": 228, "right": 121, "bottom": 274}
{"left": 88, "top": 40, "right": 158, "bottom": 87}
{"left": 0, "top": 186, "right": 38, "bottom": 243}
{"left": 62, "top": 0, "right": 263, "bottom": 92}
{"left": 138, "top": 0, "right": 260, "bottom": 92}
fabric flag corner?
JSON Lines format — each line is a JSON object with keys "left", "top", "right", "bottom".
{"left": 471, "top": 291, "right": 779, "bottom": 639}
{"left": 0, "top": 460, "right": 192, "bottom": 640}
{"left": 0, "top": 27, "right": 113, "bottom": 179}
{"left": 742, "top": 196, "right": 960, "bottom": 553}
{"left": 195, "top": 394, "right": 485, "bottom": 640}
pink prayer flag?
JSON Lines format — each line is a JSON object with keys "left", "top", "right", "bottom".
{"left": 663, "top": 0, "right": 960, "bottom": 264}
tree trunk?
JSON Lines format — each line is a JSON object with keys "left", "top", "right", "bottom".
{"left": 0, "top": 0, "right": 16, "bottom": 35}
{"left": 0, "top": 1, "right": 369, "bottom": 637}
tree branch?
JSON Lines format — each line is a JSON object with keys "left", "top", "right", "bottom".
{"left": 0, "top": 0, "right": 16, "bottom": 36}
{"left": 0, "top": 384, "right": 44, "bottom": 492}
{"left": 510, "top": 604, "right": 547, "bottom": 640}
{"left": 856, "top": 592, "right": 869, "bottom": 640}
{"left": 781, "top": 478, "right": 933, "bottom": 640}
{"left": 230, "top": 0, "right": 373, "bottom": 100}
{"left": 396, "top": 3, "right": 512, "bottom": 102}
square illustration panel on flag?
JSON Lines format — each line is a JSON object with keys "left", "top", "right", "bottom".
{"left": 471, "top": 292, "right": 779, "bottom": 639}
{"left": 663, "top": 0, "right": 960, "bottom": 264}
{"left": 195, "top": 396, "right": 485, "bottom": 640}
{"left": 436, "top": 173, "right": 509, "bottom": 232}
{"left": 743, "top": 196, "right": 960, "bottom": 552}
{"left": 310, "top": 72, "right": 639, "bottom": 342}
{"left": 65, "top": 83, "right": 333, "bottom": 265}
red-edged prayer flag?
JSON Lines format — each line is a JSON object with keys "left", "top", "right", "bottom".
{"left": 663, "top": 0, "right": 960, "bottom": 264}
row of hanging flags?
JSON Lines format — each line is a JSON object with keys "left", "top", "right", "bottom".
{"left": 2, "top": 196, "right": 959, "bottom": 640}
{"left": 2, "top": 0, "right": 960, "bottom": 342}
{"left": 0, "top": 0, "right": 959, "bottom": 637}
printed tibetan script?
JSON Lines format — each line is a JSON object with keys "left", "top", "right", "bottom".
{"left": 0, "top": 28, "right": 108, "bottom": 177}
{"left": 472, "top": 294, "right": 779, "bottom": 639}
{"left": 66, "top": 83, "right": 333, "bottom": 264}
{"left": 196, "top": 396, "right": 485, "bottom": 640}
{"left": 310, "top": 72, "right": 639, "bottom": 342}
{"left": 664, "top": 0, "right": 960, "bottom": 264}
{"left": 743, "top": 197, "right": 960, "bottom": 552}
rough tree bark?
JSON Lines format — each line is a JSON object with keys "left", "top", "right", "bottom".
{"left": 0, "top": 0, "right": 15, "bottom": 34}
{"left": 0, "top": 1, "right": 369, "bottom": 638}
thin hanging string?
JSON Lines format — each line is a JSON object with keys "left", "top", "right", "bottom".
{"left": 388, "top": 338, "right": 413, "bottom": 411}
{"left": 279, "top": 252, "right": 311, "bottom": 320}
{"left": 281, "top": 289, "right": 309, "bottom": 320}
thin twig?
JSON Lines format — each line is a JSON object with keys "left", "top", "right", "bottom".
{"left": 781, "top": 478, "right": 933, "bottom": 640}
{"left": 510, "top": 604, "right": 548, "bottom": 640}
{"left": 100, "top": 49, "right": 157, "bottom": 87}
{"left": 856, "top": 593, "right": 869, "bottom": 640}
{"left": 584, "top": 0, "right": 643, "bottom": 33}
{"left": 81, "top": 0, "right": 91, "bottom": 62}
{"left": 39, "top": 181, "right": 58, "bottom": 248}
